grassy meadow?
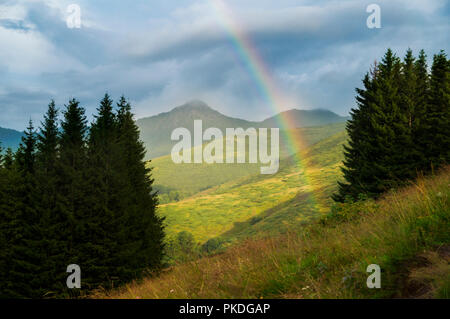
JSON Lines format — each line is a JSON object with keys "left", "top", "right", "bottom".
{"left": 149, "top": 123, "right": 346, "bottom": 200}
{"left": 94, "top": 120, "right": 450, "bottom": 300}
{"left": 96, "top": 166, "right": 450, "bottom": 299}
{"left": 153, "top": 129, "right": 348, "bottom": 243}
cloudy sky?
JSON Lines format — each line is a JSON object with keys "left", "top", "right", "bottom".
{"left": 0, "top": 0, "right": 449, "bottom": 130}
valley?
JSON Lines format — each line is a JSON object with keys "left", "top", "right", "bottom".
{"left": 149, "top": 123, "right": 348, "bottom": 244}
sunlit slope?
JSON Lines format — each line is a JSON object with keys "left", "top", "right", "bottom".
{"left": 219, "top": 130, "right": 348, "bottom": 242}
{"left": 149, "top": 122, "right": 346, "bottom": 200}
{"left": 99, "top": 166, "right": 450, "bottom": 299}
{"left": 157, "top": 130, "right": 348, "bottom": 243}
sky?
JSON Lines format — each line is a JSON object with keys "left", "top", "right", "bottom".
{"left": 0, "top": 0, "right": 449, "bottom": 130}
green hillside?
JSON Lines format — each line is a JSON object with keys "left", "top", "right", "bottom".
{"left": 219, "top": 130, "right": 348, "bottom": 242}
{"left": 100, "top": 167, "right": 450, "bottom": 299}
{"left": 261, "top": 109, "right": 349, "bottom": 128}
{"left": 155, "top": 130, "right": 347, "bottom": 243}
{"left": 150, "top": 122, "right": 346, "bottom": 201}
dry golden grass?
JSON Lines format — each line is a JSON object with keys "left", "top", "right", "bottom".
{"left": 93, "top": 167, "right": 450, "bottom": 299}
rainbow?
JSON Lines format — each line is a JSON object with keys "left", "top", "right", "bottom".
{"left": 209, "top": 0, "right": 323, "bottom": 211}
{"left": 209, "top": 0, "right": 306, "bottom": 157}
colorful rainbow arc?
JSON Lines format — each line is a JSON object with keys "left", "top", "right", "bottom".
{"left": 209, "top": 0, "right": 305, "bottom": 157}
{"left": 210, "top": 0, "right": 323, "bottom": 211}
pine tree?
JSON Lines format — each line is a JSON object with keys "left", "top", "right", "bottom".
{"left": 424, "top": 50, "right": 450, "bottom": 169}
{"left": 35, "top": 100, "right": 63, "bottom": 295}
{"left": 333, "top": 72, "right": 376, "bottom": 202}
{"left": 1, "top": 94, "right": 166, "bottom": 297}
{"left": 3, "top": 147, "right": 14, "bottom": 169}
{"left": 37, "top": 100, "right": 59, "bottom": 173}
{"left": 57, "top": 98, "right": 89, "bottom": 295}
{"left": 5, "top": 121, "right": 43, "bottom": 297}
{"left": 335, "top": 48, "right": 449, "bottom": 202}
{"left": 115, "top": 96, "right": 164, "bottom": 278}
{"left": 334, "top": 49, "right": 408, "bottom": 201}
{"left": 17, "top": 120, "right": 37, "bottom": 174}
{"left": 392, "top": 49, "right": 418, "bottom": 180}
{"left": 412, "top": 50, "right": 430, "bottom": 171}
{"left": 85, "top": 93, "right": 121, "bottom": 287}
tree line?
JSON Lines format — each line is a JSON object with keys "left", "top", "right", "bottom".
{"left": 0, "top": 94, "right": 165, "bottom": 298}
{"left": 334, "top": 49, "right": 450, "bottom": 202}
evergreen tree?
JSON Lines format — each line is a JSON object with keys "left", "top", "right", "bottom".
{"left": 85, "top": 93, "right": 121, "bottom": 287}
{"left": 333, "top": 71, "right": 376, "bottom": 202}
{"left": 335, "top": 50, "right": 400, "bottom": 200}
{"left": 5, "top": 121, "right": 43, "bottom": 297}
{"left": 115, "top": 96, "right": 164, "bottom": 278}
{"left": 36, "top": 100, "right": 62, "bottom": 295}
{"left": 335, "top": 48, "right": 450, "bottom": 202}
{"left": 57, "top": 98, "right": 89, "bottom": 295}
{"left": 1, "top": 94, "right": 166, "bottom": 297}
{"left": 16, "top": 120, "right": 37, "bottom": 174}
{"left": 37, "top": 100, "right": 59, "bottom": 173}
{"left": 424, "top": 50, "right": 450, "bottom": 168}
{"left": 3, "top": 147, "right": 14, "bottom": 169}
{"left": 392, "top": 49, "right": 418, "bottom": 180}
{"left": 335, "top": 49, "right": 409, "bottom": 201}
{"left": 412, "top": 50, "right": 430, "bottom": 171}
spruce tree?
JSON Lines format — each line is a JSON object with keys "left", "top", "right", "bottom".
{"left": 413, "top": 50, "right": 430, "bottom": 171}
{"left": 335, "top": 49, "right": 408, "bottom": 201}
{"left": 361, "top": 49, "right": 402, "bottom": 195}
{"left": 57, "top": 98, "right": 89, "bottom": 295}
{"left": 335, "top": 48, "right": 449, "bottom": 202}
{"left": 36, "top": 100, "right": 62, "bottom": 295}
{"left": 392, "top": 49, "right": 417, "bottom": 180}
{"left": 424, "top": 50, "right": 450, "bottom": 168}
{"left": 3, "top": 147, "right": 14, "bottom": 169}
{"left": 333, "top": 72, "right": 376, "bottom": 202}
{"left": 85, "top": 93, "right": 121, "bottom": 287}
{"left": 6, "top": 121, "right": 43, "bottom": 297}
{"left": 0, "top": 94, "right": 166, "bottom": 297}
{"left": 116, "top": 96, "right": 164, "bottom": 278}
{"left": 37, "top": 100, "right": 59, "bottom": 173}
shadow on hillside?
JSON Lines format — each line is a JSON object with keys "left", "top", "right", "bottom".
{"left": 217, "top": 190, "right": 319, "bottom": 242}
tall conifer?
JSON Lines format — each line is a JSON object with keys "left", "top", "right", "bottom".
{"left": 116, "top": 96, "right": 164, "bottom": 277}
{"left": 57, "top": 98, "right": 89, "bottom": 295}
{"left": 6, "top": 121, "right": 42, "bottom": 297}
{"left": 36, "top": 100, "right": 63, "bottom": 295}
{"left": 425, "top": 51, "right": 450, "bottom": 168}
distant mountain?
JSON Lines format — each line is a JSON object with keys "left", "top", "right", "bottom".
{"left": 136, "top": 100, "right": 348, "bottom": 159}
{"left": 137, "top": 100, "right": 258, "bottom": 159}
{"left": 0, "top": 127, "right": 23, "bottom": 151}
{"left": 261, "top": 109, "right": 350, "bottom": 128}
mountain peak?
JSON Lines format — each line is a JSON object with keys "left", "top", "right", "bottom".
{"left": 177, "top": 99, "right": 211, "bottom": 110}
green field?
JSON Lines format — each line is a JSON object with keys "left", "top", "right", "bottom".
{"left": 149, "top": 122, "right": 346, "bottom": 201}
{"left": 152, "top": 128, "right": 348, "bottom": 243}
{"left": 100, "top": 166, "right": 450, "bottom": 299}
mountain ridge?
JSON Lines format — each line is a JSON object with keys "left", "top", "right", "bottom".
{"left": 0, "top": 127, "right": 23, "bottom": 151}
{"left": 137, "top": 100, "right": 349, "bottom": 159}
